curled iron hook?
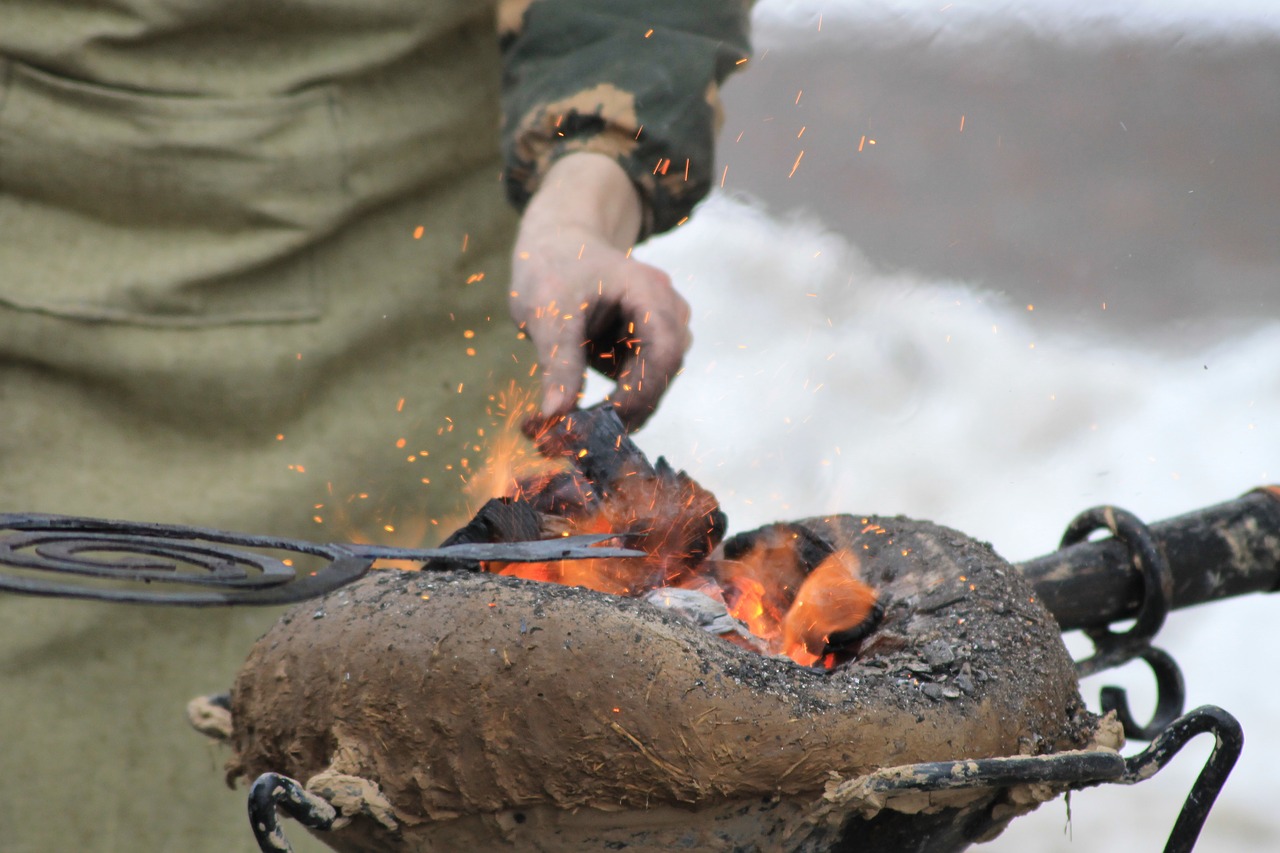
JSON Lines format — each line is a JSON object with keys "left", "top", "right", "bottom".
{"left": 1059, "top": 505, "right": 1185, "bottom": 739}
{"left": 1062, "top": 506, "right": 1173, "bottom": 669}
{"left": 1097, "top": 645, "right": 1187, "bottom": 741}
{"left": 1119, "top": 706, "right": 1244, "bottom": 853}
{"left": 248, "top": 773, "right": 336, "bottom": 853}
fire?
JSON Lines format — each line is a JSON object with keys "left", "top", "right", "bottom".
{"left": 470, "top": 403, "right": 880, "bottom": 669}
{"left": 713, "top": 526, "right": 877, "bottom": 666}
{"left": 492, "top": 454, "right": 724, "bottom": 597}
{"left": 338, "top": 389, "right": 880, "bottom": 670}
{"left": 781, "top": 550, "right": 878, "bottom": 665}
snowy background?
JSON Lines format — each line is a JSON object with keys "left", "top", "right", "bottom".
{"left": 619, "top": 2, "right": 1280, "bottom": 850}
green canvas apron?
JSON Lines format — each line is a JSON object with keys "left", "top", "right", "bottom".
{"left": 0, "top": 3, "right": 528, "bottom": 849}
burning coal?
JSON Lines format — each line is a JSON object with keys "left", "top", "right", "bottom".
{"left": 476, "top": 405, "right": 882, "bottom": 668}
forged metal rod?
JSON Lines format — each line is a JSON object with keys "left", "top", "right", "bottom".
{"left": 1017, "top": 488, "right": 1280, "bottom": 633}
{"left": 1117, "top": 706, "right": 1244, "bottom": 853}
{"left": 248, "top": 773, "right": 337, "bottom": 853}
{"left": 0, "top": 512, "right": 643, "bottom": 606}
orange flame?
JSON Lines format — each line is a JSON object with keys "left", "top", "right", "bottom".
{"left": 713, "top": 534, "right": 876, "bottom": 666}
{"left": 343, "top": 385, "right": 879, "bottom": 669}
{"left": 781, "top": 550, "right": 877, "bottom": 666}
{"left": 492, "top": 467, "right": 723, "bottom": 597}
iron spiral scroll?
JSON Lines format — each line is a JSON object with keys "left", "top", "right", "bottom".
{"left": 0, "top": 511, "right": 642, "bottom": 606}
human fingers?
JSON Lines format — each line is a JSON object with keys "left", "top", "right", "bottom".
{"left": 601, "top": 262, "right": 691, "bottom": 430}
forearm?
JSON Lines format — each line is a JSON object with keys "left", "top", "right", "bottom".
{"left": 518, "top": 153, "right": 644, "bottom": 252}
{"left": 499, "top": 0, "right": 752, "bottom": 238}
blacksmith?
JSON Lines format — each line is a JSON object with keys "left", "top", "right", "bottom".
{"left": 0, "top": 2, "right": 750, "bottom": 848}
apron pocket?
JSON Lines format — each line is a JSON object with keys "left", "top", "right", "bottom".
{"left": 0, "top": 58, "right": 349, "bottom": 326}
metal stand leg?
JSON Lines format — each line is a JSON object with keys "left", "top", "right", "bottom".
{"left": 248, "top": 772, "right": 336, "bottom": 853}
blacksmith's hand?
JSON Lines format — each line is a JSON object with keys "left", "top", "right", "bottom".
{"left": 510, "top": 152, "right": 691, "bottom": 431}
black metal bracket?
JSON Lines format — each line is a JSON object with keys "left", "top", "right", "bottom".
{"left": 1062, "top": 505, "right": 1185, "bottom": 740}
{"left": 1117, "top": 705, "right": 1244, "bottom": 853}
{"left": 1048, "top": 506, "right": 1245, "bottom": 853}
{"left": 826, "top": 704, "right": 1240, "bottom": 853}
{"left": 248, "top": 773, "right": 337, "bottom": 853}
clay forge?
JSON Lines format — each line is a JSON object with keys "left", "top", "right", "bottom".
{"left": 217, "top": 407, "right": 1105, "bottom": 852}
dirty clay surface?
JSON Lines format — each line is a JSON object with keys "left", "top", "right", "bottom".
{"left": 226, "top": 514, "right": 1094, "bottom": 850}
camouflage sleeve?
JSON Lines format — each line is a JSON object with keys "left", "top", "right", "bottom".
{"left": 498, "top": 1, "right": 752, "bottom": 239}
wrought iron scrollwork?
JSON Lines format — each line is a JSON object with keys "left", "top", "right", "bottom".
{"left": 0, "top": 512, "right": 641, "bottom": 606}
{"left": 1050, "top": 506, "right": 1243, "bottom": 853}
{"left": 1061, "top": 505, "right": 1186, "bottom": 739}
{"left": 0, "top": 513, "right": 370, "bottom": 606}
{"left": 1097, "top": 645, "right": 1186, "bottom": 742}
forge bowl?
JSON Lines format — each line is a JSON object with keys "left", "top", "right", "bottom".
{"left": 223, "top": 515, "right": 1101, "bottom": 852}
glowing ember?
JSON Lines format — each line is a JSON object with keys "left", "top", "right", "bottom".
{"left": 782, "top": 550, "right": 878, "bottom": 665}
{"left": 473, "top": 404, "right": 879, "bottom": 669}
